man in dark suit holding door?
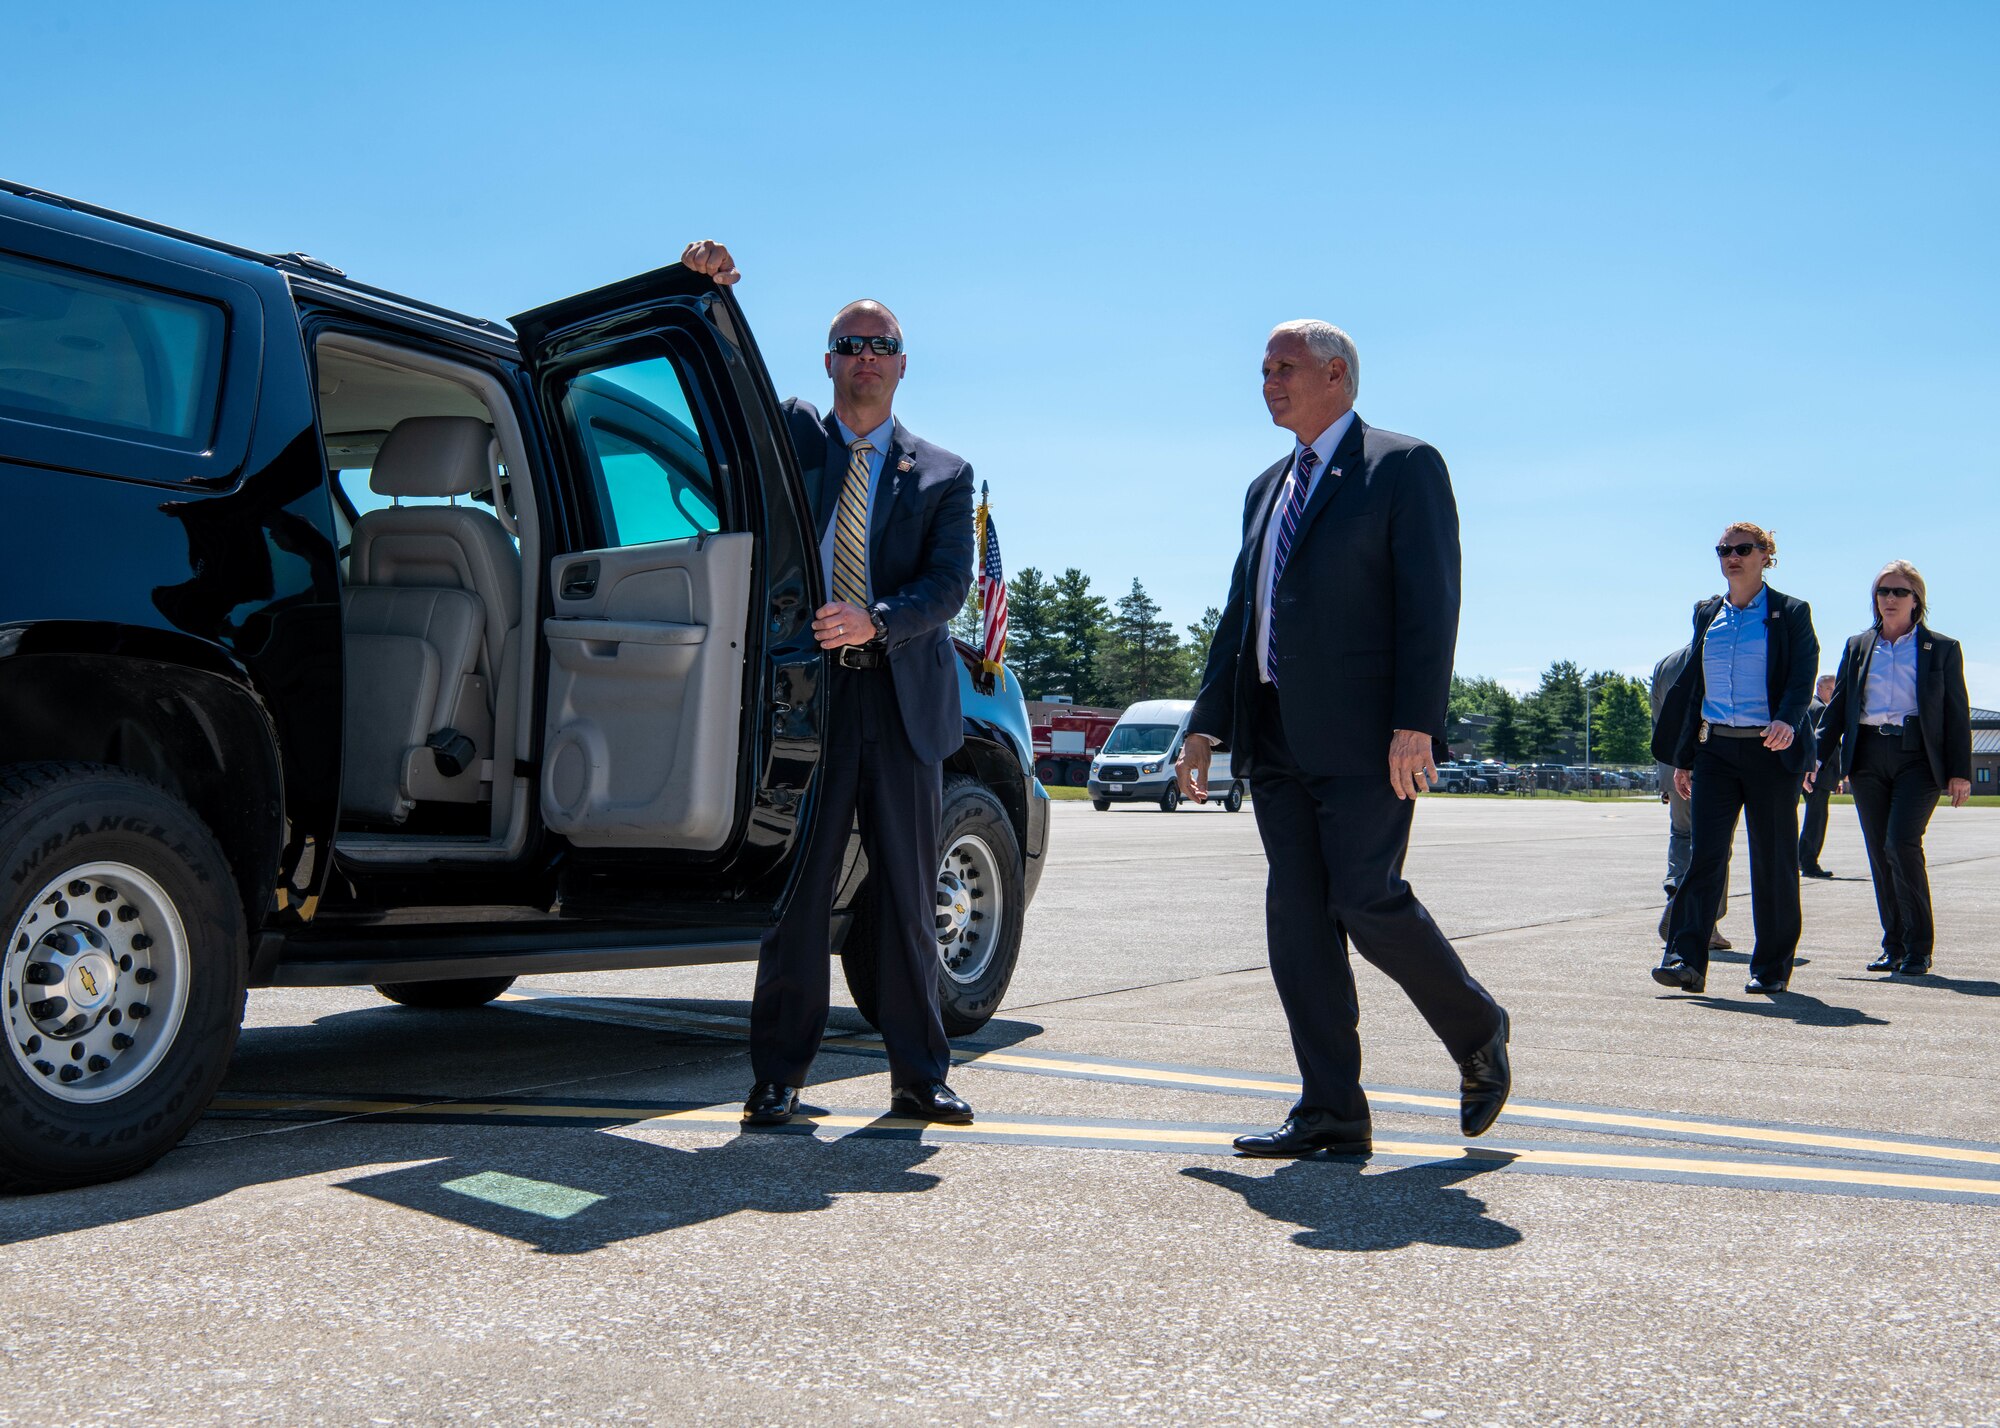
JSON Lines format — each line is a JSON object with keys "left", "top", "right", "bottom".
{"left": 681, "top": 240, "right": 976, "bottom": 1127}
{"left": 1176, "top": 321, "right": 1511, "bottom": 1157}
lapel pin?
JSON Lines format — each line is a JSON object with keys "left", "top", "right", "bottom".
{"left": 896, "top": 456, "right": 915, "bottom": 473}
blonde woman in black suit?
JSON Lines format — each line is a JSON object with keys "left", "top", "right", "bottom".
{"left": 1807, "top": 561, "right": 1974, "bottom": 976}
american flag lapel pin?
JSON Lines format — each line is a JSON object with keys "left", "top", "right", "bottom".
{"left": 896, "top": 456, "right": 915, "bottom": 472}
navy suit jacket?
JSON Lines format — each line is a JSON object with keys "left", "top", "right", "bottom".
{"left": 1188, "top": 415, "right": 1461, "bottom": 778}
{"left": 1652, "top": 586, "right": 1820, "bottom": 775}
{"left": 1812, "top": 623, "right": 1972, "bottom": 789}
{"left": 782, "top": 398, "right": 974, "bottom": 765}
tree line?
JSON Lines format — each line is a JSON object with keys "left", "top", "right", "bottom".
{"left": 955, "top": 572, "right": 1657, "bottom": 763}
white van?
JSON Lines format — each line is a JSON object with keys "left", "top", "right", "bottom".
{"left": 1085, "top": 698, "right": 1244, "bottom": 812}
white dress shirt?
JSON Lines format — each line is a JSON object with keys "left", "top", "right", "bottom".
{"left": 1254, "top": 410, "right": 1355, "bottom": 683}
{"left": 1861, "top": 627, "right": 1920, "bottom": 725}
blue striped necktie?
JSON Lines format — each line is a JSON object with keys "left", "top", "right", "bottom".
{"left": 1266, "top": 447, "right": 1318, "bottom": 685}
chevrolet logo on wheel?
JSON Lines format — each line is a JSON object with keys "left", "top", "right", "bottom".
{"left": 77, "top": 967, "right": 99, "bottom": 997}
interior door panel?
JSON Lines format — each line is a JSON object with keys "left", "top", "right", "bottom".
{"left": 541, "top": 532, "right": 751, "bottom": 849}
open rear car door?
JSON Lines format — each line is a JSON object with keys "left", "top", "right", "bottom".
{"left": 512, "top": 269, "right": 826, "bottom": 921}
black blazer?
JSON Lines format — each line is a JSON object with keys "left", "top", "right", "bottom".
{"left": 782, "top": 399, "right": 974, "bottom": 765}
{"left": 1652, "top": 586, "right": 1820, "bottom": 775}
{"left": 1812, "top": 624, "right": 1972, "bottom": 789}
{"left": 1189, "top": 415, "right": 1460, "bottom": 778}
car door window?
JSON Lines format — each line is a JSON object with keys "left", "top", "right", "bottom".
{"left": 558, "top": 354, "right": 721, "bottom": 546}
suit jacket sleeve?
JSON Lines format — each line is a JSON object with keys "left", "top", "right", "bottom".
{"left": 1670, "top": 601, "right": 1716, "bottom": 769}
{"left": 1388, "top": 445, "right": 1462, "bottom": 738}
{"left": 874, "top": 458, "right": 975, "bottom": 648}
{"left": 1943, "top": 638, "right": 1974, "bottom": 783}
{"left": 1187, "top": 481, "right": 1262, "bottom": 745}
{"left": 1815, "top": 637, "right": 1856, "bottom": 776}
{"left": 1774, "top": 598, "right": 1818, "bottom": 733}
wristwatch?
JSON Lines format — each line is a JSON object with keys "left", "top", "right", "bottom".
{"left": 866, "top": 606, "right": 890, "bottom": 644}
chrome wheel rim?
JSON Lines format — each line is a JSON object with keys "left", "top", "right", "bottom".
{"left": 934, "top": 833, "right": 1004, "bottom": 985}
{"left": 4, "top": 861, "right": 192, "bottom": 1104}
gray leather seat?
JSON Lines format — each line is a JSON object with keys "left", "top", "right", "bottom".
{"left": 341, "top": 416, "right": 521, "bottom": 824}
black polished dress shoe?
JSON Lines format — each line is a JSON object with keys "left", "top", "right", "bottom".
{"left": 889, "top": 1081, "right": 973, "bottom": 1124}
{"left": 742, "top": 1082, "right": 801, "bottom": 1126}
{"left": 1232, "top": 1110, "right": 1372, "bottom": 1158}
{"left": 1802, "top": 866, "right": 1835, "bottom": 879}
{"left": 1867, "top": 952, "right": 1901, "bottom": 973}
{"left": 1744, "top": 976, "right": 1788, "bottom": 994}
{"left": 1651, "top": 957, "right": 1705, "bottom": 993}
{"left": 1895, "top": 955, "right": 1933, "bottom": 976}
{"left": 1458, "top": 1010, "right": 1511, "bottom": 1138}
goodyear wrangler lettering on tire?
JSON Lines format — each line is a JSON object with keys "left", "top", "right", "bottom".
{"left": 0, "top": 762, "right": 246, "bottom": 1193}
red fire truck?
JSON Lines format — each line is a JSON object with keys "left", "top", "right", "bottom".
{"left": 1028, "top": 705, "right": 1121, "bottom": 787}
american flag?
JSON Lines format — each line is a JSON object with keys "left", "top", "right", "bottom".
{"left": 974, "top": 483, "right": 1007, "bottom": 690}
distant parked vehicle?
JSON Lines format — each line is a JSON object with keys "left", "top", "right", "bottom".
{"left": 1087, "top": 700, "right": 1243, "bottom": 813}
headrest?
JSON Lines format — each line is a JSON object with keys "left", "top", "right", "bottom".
{"left": 370, "top": 416, "right": 494, "bottom": 498}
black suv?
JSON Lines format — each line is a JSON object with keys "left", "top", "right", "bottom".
{"left": 0, "top": 181, "right": 1048, "bottom": 1191}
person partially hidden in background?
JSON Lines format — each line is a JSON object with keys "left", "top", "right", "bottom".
{"left": 1798, "top": 674, "right": 1838, "bottom": 878}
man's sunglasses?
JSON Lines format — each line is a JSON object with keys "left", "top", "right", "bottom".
{"left": 828, "top": 335, "right": 903, "bottom": 356}
{"left": 1715, "top": 542, "right": 1762, "bottom": 558}
{"left": 1876, "top": 585, "right": 1916, "bottom": 599}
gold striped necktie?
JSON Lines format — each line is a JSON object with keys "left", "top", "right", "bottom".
{"left": 833, "top": 438, "right": 874, "bottom": 607}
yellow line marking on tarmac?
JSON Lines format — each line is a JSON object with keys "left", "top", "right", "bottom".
{"left": 212, "top": 1096, "right": 2000, "bottom": 1199}
{"left": 496, "top": 995, "right": 2000, "bottom": 1169}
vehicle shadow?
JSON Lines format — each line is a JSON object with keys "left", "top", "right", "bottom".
{"left": 0, "top": 1002, "right": 1045, "bottom": 1249}
{"left": 1687, "top": 990, "right": 1889, "bottom": 1027}
{"left": 1181, "top": 1153, "right": 1523, "bottom": 1252}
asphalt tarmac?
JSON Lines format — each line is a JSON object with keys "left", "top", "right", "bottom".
{"left": 5, "top": 796, "right": 1998, "bottom": 1425}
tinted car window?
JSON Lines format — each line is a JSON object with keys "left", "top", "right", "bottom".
{"left": 559, "top": 354, "right": 720, "bottom": 546}
{"left": 0, "top": 250, "right": 224, "bottom": 447}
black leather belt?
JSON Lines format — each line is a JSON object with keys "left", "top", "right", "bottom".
{"left": 834, "top": 643, "right": 888, "bottom": 670}
{"left": 1701, "top": 721, "right": 1766, "bottom": 740}
{"left": 1866, "top": 721, "right": 1912, "bottom": 737}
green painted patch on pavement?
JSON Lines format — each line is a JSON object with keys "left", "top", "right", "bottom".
{"left": 440, "top": 1171, "right": 605, "bottom": 1220}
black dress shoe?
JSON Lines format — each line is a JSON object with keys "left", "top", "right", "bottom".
{"left": 1232, "top": 1110, "right": 1372, "bottom": 1158}
{"left": 1867, "top": 952, "right": 1900, "bottom": 973}
{"left": 1895, "top": 956, "right": 1933, "bottom": 976}
{"left": 1744, "top": 976, "right": 1788, "bottom": 994}
{"left": 742, "top": 1082, "right": 801, "bottom": 1126}
{"left": 1458, "top": 1010, "right": 1511, "bottom": 1138}
{"left": 1802, "top": 866, "right": 1835, "bottom": 879}
{"left": 889, "top": 1081, "right": 973, "bottom": 1124}
{"left": 1651, "top": 957, "right": 1705, "bottom": 993}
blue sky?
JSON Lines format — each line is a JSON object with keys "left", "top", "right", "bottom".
{"left": 7, "top": 3, "right": 1996, "bottom": 700}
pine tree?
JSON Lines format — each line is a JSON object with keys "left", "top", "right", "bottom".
{"left": 1180, "top": 607, "right": 1222, "bottom": 695}
{"left": 1098, "top": 579, "right": 1182, "bottom": 704}
{"left": 1486, "top": 688, "right": 1526, "bottom": 761}
{"left": 1005, "top": 567, "right": 1062, "bottom": 698}
{"left": 1592, "top": 677, "right": 1654, "bottom": 763}
{"left": 1047, "top": 568, "right": 1110, "bottom": 704}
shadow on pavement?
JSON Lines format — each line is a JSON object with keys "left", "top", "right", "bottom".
{"left": 1182, "top": 1154, "right": 1522, "bottom": 1252}
{"left": 1836, "top": 973, "right": 2000, "bottom": 998}
{"left": 0, "top": 1003, "right": 1044, "bottom": 1249}
{"left": 1690, "top": 990, "right": 1888, "bottom": 1026}
{"left": 341, "top": 1129, "right": 940, "bottom": 1255}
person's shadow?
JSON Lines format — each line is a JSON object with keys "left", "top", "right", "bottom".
{"left": 1689, "top": 990, "right": 1888, "bottom": 1027}
{"left": 1182, "top": 1154, "right": 1522, "bottom": 1252}
{"left": 341, "top": 1125, "right": 941, "bottom": 1255}
{"left": 1840, "top": 973, "right": 2000, "bottom": 999}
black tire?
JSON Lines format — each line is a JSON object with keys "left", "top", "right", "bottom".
{"left": 1160, "top": 783, "right": 1181, "bottom": 813}
{"left": 0, "top": 761, "right": 247, "bottom": 1193}
{"left": 375, "top": 976, "right": 517, "bottom": 1009}
{"left": 1223, "top": 783, "right": 1244, "bottom": 813}
{"left": 1091, "top": 798, "right": 1110, "bottom": 811}
{"left": 841, "top": 774, "right": 1025, "bottom": 1037}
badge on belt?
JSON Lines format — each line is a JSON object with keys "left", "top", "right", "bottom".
{"left": 1698, "top": 720, "right": 1710, "bottom": 744}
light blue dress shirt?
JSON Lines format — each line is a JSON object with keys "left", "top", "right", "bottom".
{"left": 1701, "top": 586, "right": 1772, "bottom": 726}
{"left": 1256, "top": 409, "right": 1355, "bottom": 682}
{"left": 1862, "top": 627, "right": 1920, "bottom": 725}
{"left": 821, "top": 415, "right": 891, "bottom": 603}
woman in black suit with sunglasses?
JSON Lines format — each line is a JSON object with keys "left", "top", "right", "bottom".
{"left": 1806, "top": 561, "right": 1973, "bottom": 976}
{"left": 1651, "top": 523, "right": 1819, "bottom": 995}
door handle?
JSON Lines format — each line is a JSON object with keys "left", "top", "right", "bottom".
{"left": 560, "top": 560, "right": 600, "bottom": 600}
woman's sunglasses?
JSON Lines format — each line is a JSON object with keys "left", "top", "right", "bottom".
{"left": 1715, "top": 542, "right": 1762, "bottom": 557}
{"left": 828, "top": 335, "right": 903, "bottom": 356}
{"left": 1875, "top": 585, "right": 1916, "bottom": 599}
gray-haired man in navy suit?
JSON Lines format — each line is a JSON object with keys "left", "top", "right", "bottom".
{"left": 1176, "top": 320, "right": 1511, "bottom": 1159}
{"left": 682, "top": 240, "right": 976, "bottom": 1128}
